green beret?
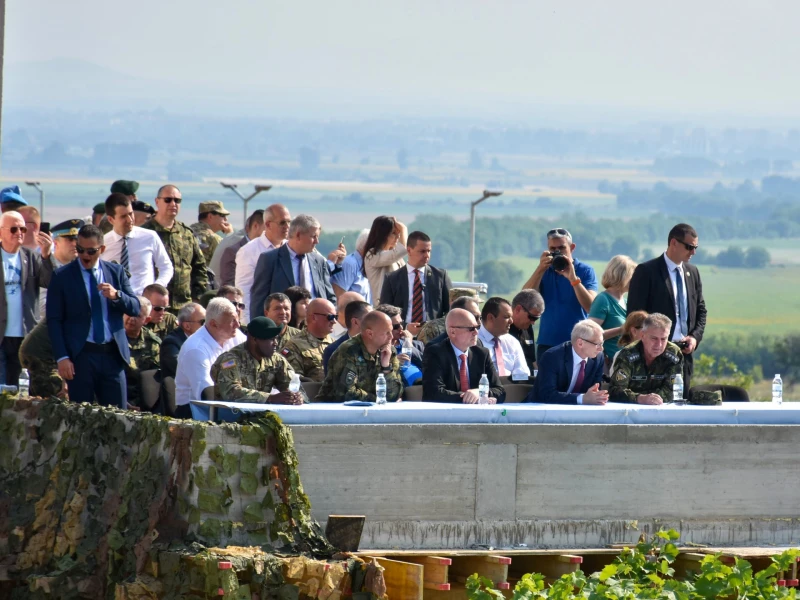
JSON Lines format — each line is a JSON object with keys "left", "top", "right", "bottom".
{"left": 248, "top": 317, "right": 283, "bottom": 340}
{"left": 110, "top": 180, "right": 140, "bottom": 196}
{"left": 198, "top": 289, "right": 217, "bottom": 308}
{"left": 132, "top": 200, "right": 155, "bottom": 215}
{"left": 93, "top": 203, "right": 106, "bottom": 214}
{"left": 688, "top": 390, "right": 722, "bottom": 406}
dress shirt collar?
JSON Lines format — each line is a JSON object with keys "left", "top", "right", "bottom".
{"left": 450, "top": 341, "right": 469, "bottom": 360}
{"left": 106, "top": 226, "right": 142, "bottom": 242}
{"left": 406, "top": 263, "right": 425, "bottom": 275}
{"left": 262, "top": 234, "right": 284, "bottom": 251}
{"left": 477, "top": 325, "right": 497, "bottom": 347}
{"left": 571, "top": 347, "right": 585, "bottom": 369}
{"left": 663, "top": 252, "right": 682, "bottom": 271}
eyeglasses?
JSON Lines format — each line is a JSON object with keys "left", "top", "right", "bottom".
{"left": 158, "top": 197, "right": 182, "bottom": 204}
{"left": 452, "top": 325, "right": 480, "bottom": 333}
{"left": 76, "top": 245, "right": 102, "bottom": 255}
{"left": 2, "top": 226, "right": 27, "bottom": 234}
{"left": 184, "top": 319, "right": 205, "bottom": 325}
{"left": 211, "top": 212, "right": 228, "bottom": 218}
{"left": 152, "top": 306, "right": 167, "bottom": 312}
{"left": 580, "top": 337, "right": 604, "bottom": 349}
{"left": 547, "top": 228, "right": 571, "bottom": 238}
{"left": 231, "top": 302, "right": 246, "bottom": 309}
{"left": 673, "top": 239, "right": 699, "bottom": 251}
{"left": 392, "top": 323, "right": 404, "bottom": 331}
{"left": 313, "top": 312, "right": 337, "bottom": 322}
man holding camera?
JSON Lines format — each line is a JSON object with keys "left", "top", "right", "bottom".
{"left": 522, "top": 228, "right": 598, "bottom": 358}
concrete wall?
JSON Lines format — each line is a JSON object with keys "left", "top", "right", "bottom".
{"left": 292, "top": 423, "right": 800, "bottom": 549}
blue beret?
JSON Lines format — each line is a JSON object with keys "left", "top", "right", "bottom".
{"left": 0, "top": 186, "right": 27, "bottom": 206}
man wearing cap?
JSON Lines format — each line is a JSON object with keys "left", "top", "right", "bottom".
{"left": 19, "top": 319, "right": 65, "bottom": 398}
{"left": 0, "top": 186, "right": 28, "bottom": 213}
{"left": 279, "top": 298, "right": 335, "bottom": 382}
{"left": 132, "top": 201, "right": 155, "bottom": 226}
{"left": 211, "top": 316, "right": 306, "bottom": 404}
{"left": 191, "top": 201, "right": 231, "bottom": 265}
{"left": 93, "top": 203, "right": 114, "bottom": 235}
{"left": 123, "top": 295, "right": 162, "bottom": 411}
{"left": 141, "top": 184, "right": 209, "bottom": 312}
{"left": 263, "top": 292, "right": 301, "bottom": 351}
{"left": 103, "top": 193, "right": 174, "bottom": 295}
{"left": 38, "top": 219, "right": 84, "bottom": 318}
{"left": 111, "top": 180, "right": 139, "bottom": 202}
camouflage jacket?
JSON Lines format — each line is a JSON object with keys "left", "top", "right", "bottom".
{"left": 317, "top": 334, "right": 404, "bottom": 402}
{"left": 141, "top": 219, "right": 208, "bottom": 310}
{"left": 279, "top": 330, "right": 332, "bottom": 382}
{"left": 145, "top": 311, "right": 179, "bottom": 342}
{"left": 211, "top": 343, "right": 308, "bottom": 403}
{"left": 125, "top": 328, "right": 162, "bottom": 407}
{"left": 276, "top": 325, "right": 301, "bottom": 352}
{"left": 609, "top": 340, "right": 684, "bottom": 403}
{"left": 19, "top": 319, "right": 63, "bottom": 398}
{"left": 417, "top": 317, "right": 445, "bottom": 345}
{"left": 190, "top": 221, "right": 222, "bottom": 266}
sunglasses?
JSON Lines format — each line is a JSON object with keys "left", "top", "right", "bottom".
{"left": 673, "top": 239, "right": 699, "bottom": 251}
{"left": 2, "top": 226, "right": 27, "bottom": 234}
{"left": 452, "top": 325, "right": 480, "bottom": 333}
{"left": 527, "top": 312, "right": 540, "bottom": 323}
{"left": 152, "top": 306, "right": 167, "bottom": 312}
{"left": 547, "top": 228, "right": 571, "bottom": 238}
{"left": 158, "top": 197, "right": 182, "bottom": 204}
{"left": 231, "top": 302, "right": 246, "bottom": 309}
{"left": 392, "top": 323, "right": 404, "bottom": 331}
{"left": 313, "top": 312, "right": 337, "bottom": 322}
{"left": 76, "top": 245, "right": 102, "bottom": 255}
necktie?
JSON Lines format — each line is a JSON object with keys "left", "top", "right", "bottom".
{"left": 674, "top": 267, "right": 688, "bottom": 336}
{"left": 459, "top": 354, "right": 469, "bottom": 392}
{"left": 412, "top": 269, "right": 424, "bottom": 323}
{"left": 120, "top": 236, "right": 130, "bottom": 271}
{"left": 296, "top": 254, "right": 309, "bottom": 292}
{"left": 573, "top": 359, "right": 586, "bottom": 393}
{"left": 493, "top": 338, "right": 507, "bottom": 376}
{"left": 87, "top": 268, "right": 105, "bottom": 344}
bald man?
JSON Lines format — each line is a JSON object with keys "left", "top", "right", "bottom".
{"left": 279, "top": 298, "right": 336, "bottom": 382}
{"left": 332, "top": 290, "right": 366, "bottom": 339}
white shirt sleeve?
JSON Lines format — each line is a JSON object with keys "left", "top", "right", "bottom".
{"left": 505, "top": 336, "right": 531, "bottom": 376}
{"left": 151, "top": 232, "right": 174, "bottom": 288}
{"left": 235, "top": 239, "right": 263, "bottom": 323}
{"left": 184, "top": 349, "right": 214, "bottom": 400}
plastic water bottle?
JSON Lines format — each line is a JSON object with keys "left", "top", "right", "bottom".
{"left": 401, "top": 337, "right": 413, "bottom": 359}
{"left": 376, "top": 373, "right": 387, "bottom": 405}
{"left": 478, "top": 373, "right": 490, "bottom": 404}
{"left": 288, "top": 373, "right": 301, "bottom": 394}
{"left": 18, "top": 369, "right": 29, "bottom": 399}
{"left": 773, "top": 374, "right": 783, "bottom": 405}
{"left": 672, "top": 373, "right": 684, "bottom": 404}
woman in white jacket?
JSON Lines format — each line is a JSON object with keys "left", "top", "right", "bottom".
{"left": 363, "top": 215, "right": 408, "bottom": 302}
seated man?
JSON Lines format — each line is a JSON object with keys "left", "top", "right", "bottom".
{"left": 263, "top": 292, "right": 301, "bottom": 351}
{"left": 375, "top": 304, "right": 424, "bottom": 369}
{"left": 422, "top": 308, "right": 505, "bottom": 404}
{"left": 331, "top": 290, "right": 366, "bottom": 339}
{"left": 609, "top": 312, "right": 683, "bottom": 405}
{"left": 143, "top": 284, "right": 177, "bottom": 341}
{"left": 160, "top": 302, "right": 205, "bottom": 379}
{"left": 508, "top": 289, "right": 545, "bottom": 371}
{"left": 280, "top": 298, "right": 336, "bottom": 382}
{"left": 477, "top": 297, "right": 530, "bottom": 378}
{"left": 525, "top": 319, "right": 607, "bottom": 405}
{"left": 323, "top": 300, "right": 372, "bottom": 374}
{"left": 417, "top": 288, "right": 480, "bottom": 344}
{"left": 211, "top": 317, "right": 306, "bottom": 404}
{"left": 317, "top": 311, "right": 403, "bottom": 402}
{"left": 424, "top": 294, "right": 486, "bottom": 348}
{"left": 124, "top": 296, "right": 162, "bottom": 410}
{"left": 19, "top": 319, "right": 65, "bottom": 398}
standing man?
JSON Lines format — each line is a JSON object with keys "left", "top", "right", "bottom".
{"left": 249, "top": 214, "right": 336, "bottom": 322}
{"left": 39, "top": 219, "right": 84, "bottom": 318}
{"left": 522, "top": 228, "right": 598, "bottom": 358}
{"left": 47, "top": 224, "right": 141, "bottom": 408}
{"left": 190, "top": 200, "right": 232, "bottom": 265}
{"left": 236, "top": 204, "right": 292, "bottom": 323}
{"left": 279, "top": 298, "right": 336, "bottom": 382}
{"left": 18, "top": 206, "right": 41, "bottom": 252}
{"left": 141, "top": 185, "right": 208, "bottom": 312}
{"left": 160, "top": 302, "right": 205, "bottom": 379}
{"left": 0, "top": 186, "right": 28, "bottom": 213}
{"left": 132, "top": 201, "right": 155, "bottom": 226}
{"left": 19, "top": 319, "right": 65, "bottom": 398}
{"left": 103, "top": 193, "right": 174, "bottom": 295}
{"left": 111, "top": 179, "right": 139, "bottom": 202}
{"left": 477, "top": 297, "right": 530, "bottom": 378}
{"left": 508, "top": 289, "right": 545, "bottom": 372}
{"left": 0, "top": 211, "right": 53, "bottom": 385}
{"left": 379, "top": 231, "right": 451, "bottom": 337}
{"left": 627, "top": 223, "right": 706, "bottom": 389}
{"left": 263, "top": 292, "right": 301, "bottom": 351}
{"left": 213, "top": 209, "right": 264, "bottom": 287}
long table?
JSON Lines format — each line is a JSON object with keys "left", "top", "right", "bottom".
{"left": 190, "top": 400, "right": 800, "bottom": 425}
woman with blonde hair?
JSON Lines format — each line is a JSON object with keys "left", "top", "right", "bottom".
{"left": 363, "top": 215, "right": 408, "bottom": 301}
{"left": 611, "top": 310, "right": 648, "bottom": 371}
{"left": 589, "top": 255, "right": 637, "bottom": 366}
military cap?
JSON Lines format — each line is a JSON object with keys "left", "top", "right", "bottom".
{"left": 93, "top": 202, "right": 106, "bottom": 215}
{"left": 51, "top": 218, "right": 85, "bottom": 238}
{"left": 0, "top": 185, "right": 27, "bottom": 207}
{"left": 449, "top": 287, "right": 481, "bottom": 303}
{"left": 199, "top": 289, "right": 217, "bottom": 308}
{"left": 198, "top": 200, "right": 230, "bottom": 216}
{"left": 110, "top": 180, "right": 139, "bottom": 196}
{"left": 132, "top": 200, "right": 155, "bottom": 215}
{"left": 688, "top": 389, "right": 722, "bottom": 406}
{"left": 248, "top": 317, "right": 283, "bottom": 340}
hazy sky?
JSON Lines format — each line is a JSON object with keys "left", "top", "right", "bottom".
{"left": 7, "top": 0, "right": 800, "bottom": 120}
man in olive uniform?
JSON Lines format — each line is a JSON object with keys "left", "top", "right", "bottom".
{"left": 141, "top": 184, "right": 208, "bottom": 312}
{"left": 264, "top": 292, "right": 301, "bottom": 351}
{"left": 417, "top": 289, "right": 481, "bottom": 344}
{"left": 190, "top": 200, "right": 232, "bottom": 265}
{"left": 211, "top": 317, "right": 306, "bottom": 404}
{"left": 124, "top": 297, "right": 162, "bottom": 409}
{"left": 19, "top": 319, "right": 64, "bottom": 398}
{"left": 609, "top": 312, "right": 683, "bottom": 405}
{"left": 317, "top": 311, "right": 403, "bottom": 402}
{"left": 143, "top": 283, "right": 178, "bottom": 341}
{"left": 279, "top": 298, "right": 335, "bottom": 382}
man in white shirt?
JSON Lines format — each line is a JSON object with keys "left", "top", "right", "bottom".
{"left": 235, "top": 204, "right": 291, "bottom": 323}
{"left": 173, "top": 297, "right": 246, "bottom": 418}
{"left": 477, "top": 297, "right": 530, "bottom": 378}
{"left": 102, "top": 193, "right": 174, "bottom": 295}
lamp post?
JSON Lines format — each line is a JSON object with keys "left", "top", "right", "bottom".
{"left": 220, "top": 182, "right": 272, "bottom": 228}
{"left": 25, "top": 181, "right": 44, "bottom": 215}
{"left": 468, "top": 189, "right": 503, "bottom": 282}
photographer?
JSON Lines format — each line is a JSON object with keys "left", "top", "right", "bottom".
{"left": 522, "top": 228, "right": 597, "bottom": 357}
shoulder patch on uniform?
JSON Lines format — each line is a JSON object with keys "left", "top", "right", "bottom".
{"left": 614, "top": 369, "right": 628, "bottom": 382}
{"left": 345, "top": 370, "right": 357, "bottom": 386}
{"left": 221, "top": 359, "right": 236, "bottom": 369}
{"left": 625, "top": 351, "right": 640, "bottom": 362}
{"left": 281, "top": 348, "right": 290, "bottom": 356}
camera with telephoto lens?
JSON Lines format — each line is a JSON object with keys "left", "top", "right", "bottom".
{"left": 549, "top": 250, "right": 570, "bottom": 272}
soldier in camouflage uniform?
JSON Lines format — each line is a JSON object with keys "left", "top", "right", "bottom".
{"left": 142, "top": 283, "right": 179, "bottom": 341}
{"left": 190, "top": 200, "right": 231, "bottom": 265}
{"left": 263, "top": 292, "right": 301, "bottom": 351}
{"left": 279, "top": 298, "right": 336, "bottom": 382}
{"left": 141, "top": 185, "right": 208, "bottom": 312}
{"left": 211, "top": 317, "right": 306, "bottom": 404}
{"left": 317, "top": 311, "right": 403, "bottom": 402}
{"left": 124, "top": 297, "right": 162, "bottom": 410}
{"left": 417, "top": 290, "right": 483, "bottom": 345}
{"left": 19, "top": 319, "right": 65, "bottom": 398}
{"left": 609, "top": 313, "right": 683, "bottom": 404}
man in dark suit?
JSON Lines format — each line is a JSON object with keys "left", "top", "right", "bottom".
{"left": 250, "top": 214, "right": 335, "bottom": 319}
{"left": 379, "top": 231, "right": 451, "bottom": 337}
{"left": 215, "top": 209, "right": 265, "bottom": 286}
{"left": 47, "top": 224, "right": 141, "bottom": 408}
{"left": 422, "top": 308, "right": 505, "bottom": 403}
{"left": 627, "top": 223, "right": 706, "bottom": 388}
{"left": 160, "top": 302, "right": 206, "bottom": 379}
{"left": 525, "top": 320, "right": 607, "bottom": 404}
{"left": 0, "top": 210, "right": 54, "bottom": 385}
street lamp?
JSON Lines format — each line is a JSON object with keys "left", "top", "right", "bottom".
{"left": 468, "top": 189, "right": 503, "bottom": 282}
{"left": 220, "top": 182, "right": 273, "bottom": 228}
{"left": 25, "top": 181, "right": 44, "bottom": 215}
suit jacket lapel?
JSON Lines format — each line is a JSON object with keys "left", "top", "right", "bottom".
{"left": 74, "top": 260, "right": 91, "bottom": 307}
{"left": 563, "top": 343, "right": 574, "bottom": 391}
{"left": 310, "top": 254, "right": 324, "bottom": 297}
{"left": 19, "top": 249, "right": 28, "bottom": 291}
{"left": 424, "top": 267, "right": 434, "bottom": 318}
{"left": 279, "top": 246, "right": 294, "bottom": 284}
{"left": 400, "top": 267, "right": 410, "bottom": 316}
{"left": 658, "top": 255, "right": 675, "bottom": 300}
{"left": 684, "top": 265, "right": 695, "bottom": 329}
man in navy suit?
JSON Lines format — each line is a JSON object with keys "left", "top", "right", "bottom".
{"left": 47, "top": 224, "right": 141, "bottom": 408}
{"left": 250, "top": 214, "right": 336, "bottom": 320}
{"left": 525, "top": 320, "right": 608, "bottom": 405}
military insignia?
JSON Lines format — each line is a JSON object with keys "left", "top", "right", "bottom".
{"left": 281, "top": 348, "right": 290, "bottom": 356}
{"left": 221, "top": 359, "right": 236, "bottom": 369}
{"left": 345, "top": 370, "right": 357, "bottom": 386}
{"left": 357, "top": 356, "right": 364, "bottom": 363}
{"left": 666, "top": 351, "right": 680, "bottom": 364}
{"left": 626, "top": 352, "right": 640, "bottom": 362}
{"left": 614, "top": 370, "right": 627, "bottom": 382}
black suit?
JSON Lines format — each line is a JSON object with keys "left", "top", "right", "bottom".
{"left": 379, "top": 264, "right": 451, "bottom": 322}
{"left": 422, "top": 338, "right": 505, "bottom": 403}
{"left": 627, "top": 254, "right": 706, "bottom": 387}
{"left": 160, "top": 328, "right": 188, "bottom": 379}
{"left": 525, "top": 342, "right": 604, "bottom": 404}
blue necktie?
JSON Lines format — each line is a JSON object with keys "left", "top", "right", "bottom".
{"left": 674, "top": 267, "right": 688, "bottom": 336}
{"left": 87, "top": 268, "right": 105, "bottom": 344}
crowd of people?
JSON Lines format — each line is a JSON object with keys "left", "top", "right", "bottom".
{"left": 0, "top": 179, "right": 708, "bottom": 415}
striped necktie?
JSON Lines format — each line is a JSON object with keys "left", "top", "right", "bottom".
{"left": 412, "top": 269, "right": 424, "bottom": 323}
{"left": 120, "top": 236, "right": 130, "bottom": 272}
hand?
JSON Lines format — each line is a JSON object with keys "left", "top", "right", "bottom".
{"left": 406, "top": 322, "right": 422, "bottom": 336}
{"left": 583, "top": 383, "right": 608, "bottom": 405}
{"left": 680, "top": 336, "right": 697, "bottom": 354}
{"left": 556, "top": 257, "right": 577, "bottom": 281}
{"left": 397, "top": 353, "right": 410, "bottom": 364}
{"left": 97, "top": 283, "right": 118, "bottom": 300}
{"left": 37, "top": 231, "right": 53, "bottom": 258}
{"left": 58, "top": 358, "right": 75, "bottom": 381}
{"left": 270, "top": 391, "right": 304, "bottom": 405}
{"left": 461, "top": 389, "right": 481, "bottom": 404}
{"left": 636, "top": 393, "right": 663, "bottom": 405}
{"left": 537, "top": 250, "right": 553, "bottom": 271}
{"left": 327, "top": 245, "right": 347, "bottom": 264}
{"left": 379, "top": 344, "right": 393, "bottom": 367}
{"left": 221, "top": 222, "right": 234, "bottom": 234}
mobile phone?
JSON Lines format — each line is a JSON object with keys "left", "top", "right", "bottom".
{"left": 340, "top": 236, "right": 345, "bottom": 245}
{"left": 40, "top": 222, "right": 50, "bottom": 235}
{"left": 676, "top": 340, "right": 689, "bottom": 349}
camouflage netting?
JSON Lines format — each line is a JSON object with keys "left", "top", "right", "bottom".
{"left": 0, "top": 395, "right": 352, "bottom": 599}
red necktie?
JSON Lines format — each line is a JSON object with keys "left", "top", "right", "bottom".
{"left": 459, "top": 354, "right": 469, "bottom": 392}
{"left": 573, "top": 359, "right": 586, "bottom": 393}
{"left": 493, "top": 338, "right": 507, "bottom": 376}
{"left": 412, "top": 269, "right": 424, "bottom": 323}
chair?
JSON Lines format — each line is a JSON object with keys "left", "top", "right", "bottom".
{"left": 162, "top": 376, "right": 177, "bottom": 415}
{"left": 689, "top": 384, "right": 750, "bottom": 402}
{"left": 403, "top": 386, "right": 424, "bottom": 401}
{"left": 139, "top": 369, "right": 161, "bottom": 410}
{"left": 302, "top": 381, "right": 323, "bottom": 402}
{"left": 503, "top": 384, "right": 533, "bottom": 404}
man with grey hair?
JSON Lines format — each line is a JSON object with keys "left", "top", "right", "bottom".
{"left": 609, "top": 312, "right": 683, "bottom": 405}
{"left": 509, "top": 289, "right": 545, "bottom": 371}
{"left": 525, "top": 319, "right": 607, "bottom": 404}
{"left": 250, "top": 214, "right": 336, "bottom": 321}
{"left": 331, "top": 228, "right": 372, "bottom": 302}
{"left": 173, "top": 297, "right": 246, "bottom": 417}
{"left": 161, "top": 302, "right": 206, "bottom": 379}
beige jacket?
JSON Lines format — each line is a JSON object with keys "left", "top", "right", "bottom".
{"left": 364, "top": 242, "right": 408, "bottom": 302}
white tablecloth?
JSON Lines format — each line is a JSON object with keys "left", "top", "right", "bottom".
{"left": 189, "top": 400, "right": 800, "bottom": 426}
